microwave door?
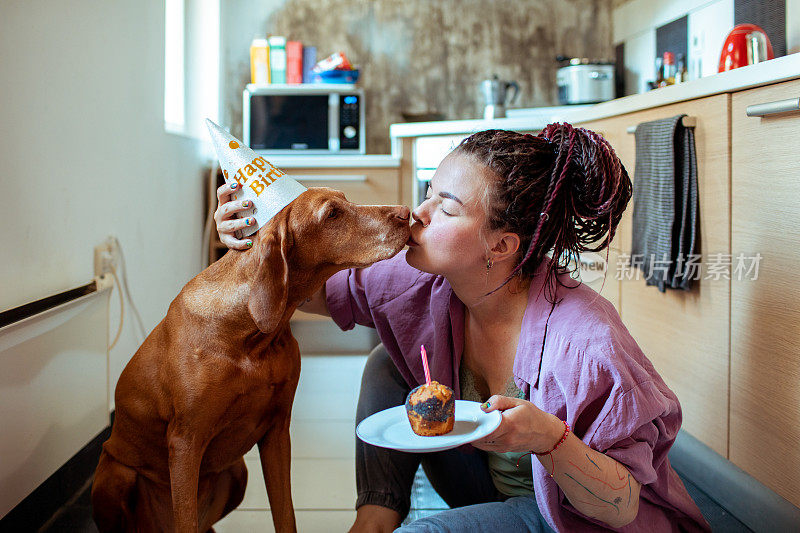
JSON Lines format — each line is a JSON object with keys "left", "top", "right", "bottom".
{"left": 249, "top": 94, "right": 329, "bottom": 151}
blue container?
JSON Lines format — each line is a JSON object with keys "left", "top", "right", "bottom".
{"left": 316, "top": 69, "right": 360, "bottom": 84}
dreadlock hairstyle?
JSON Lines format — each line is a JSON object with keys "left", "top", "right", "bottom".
{"left": 454, "top": 123, "right": 632, "bottom": 303}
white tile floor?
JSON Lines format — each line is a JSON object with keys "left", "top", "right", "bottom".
{"left": 215, "top": 354, "right": 366, "bottom": 532}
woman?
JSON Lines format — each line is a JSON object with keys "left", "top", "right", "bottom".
{"left": 215, "top": 124, "right": 710, "bottom": 532}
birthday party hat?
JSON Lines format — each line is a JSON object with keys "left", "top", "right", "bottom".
{"left": 206, "top": 119, "right": 306, "bottom": 237}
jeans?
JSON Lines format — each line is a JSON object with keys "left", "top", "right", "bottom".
{"left": 356, "top": 344, "right": 554, "bottom": 532}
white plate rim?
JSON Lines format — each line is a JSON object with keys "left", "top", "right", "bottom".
{"left": 356, "top": 400, "right": 502, "bottom": 453}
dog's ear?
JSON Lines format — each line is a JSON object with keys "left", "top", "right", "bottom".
{"left": 248, "top": 221, "right": 291, "bottom": 334}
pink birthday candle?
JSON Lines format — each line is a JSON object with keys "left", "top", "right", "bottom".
{"left": 420, "top": 345, "right": 431, "bottom": 386}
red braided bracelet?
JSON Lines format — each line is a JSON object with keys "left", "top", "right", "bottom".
{"left": 534, "top": 419, "right": 570, "bottom": 477}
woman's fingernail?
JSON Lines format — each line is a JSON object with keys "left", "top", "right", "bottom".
{"left": 246, "top": 241, "right": 253, "bottom": 248}
{"left": 230, "top": 183, "right": 238, "bottom": 189}
{"left": 481, "top": 401, "right": 491, "bottom": 410}
{"left": 246, "top": 218, "right": 254, "bottom": 225}
{"left": 242, "top": 201, "right": 249, "bottom": 208}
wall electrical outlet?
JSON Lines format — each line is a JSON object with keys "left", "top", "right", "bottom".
{"left": 94, "top": 237, "right": 118, "bottom": 277}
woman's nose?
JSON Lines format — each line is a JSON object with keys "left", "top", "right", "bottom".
{"left": 411, "top": 208, "right": 428, "bottom": 227}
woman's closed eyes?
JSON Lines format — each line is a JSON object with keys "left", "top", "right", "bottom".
{"left": 425, "top": 187, "right": 460, "bottom": 216}
{"left": 426, "top": 197, "right": 455, "bottom": 216}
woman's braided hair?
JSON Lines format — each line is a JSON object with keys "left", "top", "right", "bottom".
{"left": 454, "top": 123, "right": 632, "bottom": 301}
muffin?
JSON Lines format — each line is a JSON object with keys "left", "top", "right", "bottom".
{"left": 405, "top": 381, "right": 455, "bottom": 436}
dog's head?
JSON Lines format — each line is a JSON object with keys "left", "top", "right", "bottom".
{"left": 247, "top": 187, "right": 411, "bottom": 333}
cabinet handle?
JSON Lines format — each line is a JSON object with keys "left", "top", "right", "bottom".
{"left": 290, "top": 174, "right": 367, "bottom": 182}
{"left": 627, "top": 116, "right": 696, "bottom": 134}
{"left": 746, "top": 97, "right": 800, "bottom": 117}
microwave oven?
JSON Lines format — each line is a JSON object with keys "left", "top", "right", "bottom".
{"left": 243, "top": 84, "right": 365, "bottom": 154}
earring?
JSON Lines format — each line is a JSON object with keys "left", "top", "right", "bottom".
{"left": 422, "top": 223, "right": 429, "bottom": 228}
{"left": 486, "top": 258, "right": 494, "bottom": 271}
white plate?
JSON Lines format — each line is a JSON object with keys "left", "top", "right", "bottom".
{"left": 356, "top": 400, "right": 502, "bottom": 453}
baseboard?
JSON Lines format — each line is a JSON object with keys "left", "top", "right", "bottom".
{"left": 669, "top": 430, "right": 800, "bottom": 532}
{"left": 0, "top": 413, "right": 112, "bottom": 532}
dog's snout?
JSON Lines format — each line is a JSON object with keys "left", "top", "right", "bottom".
{"left": 394, "top": 206, "right": 411, "bottom": 221}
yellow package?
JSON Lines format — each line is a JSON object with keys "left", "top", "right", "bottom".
{"left": 250, "top": 38, "right": 270, "bottom": 84}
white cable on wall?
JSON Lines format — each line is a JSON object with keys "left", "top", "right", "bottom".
{"left": 107, "top": 270, "right": 124, "bottom": 350}
{"left": 110, "top": 236, "right": 147, "bottom": 341}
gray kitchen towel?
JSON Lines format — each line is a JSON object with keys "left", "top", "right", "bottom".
{"left": 630, "top": 115, "right": 699, "bottom": 292}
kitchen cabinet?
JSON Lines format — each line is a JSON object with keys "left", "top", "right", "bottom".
{"left": 730, "top": 78, "right": 800, "bottom": 507}
{"left": 287, "top": 167, "right": 400, "bottom": 205}
{"left": 578, "top": 94, "right": 732, "bottom": 457}
{"left": 398, "top": 137, "right": 415, "bottom": 208}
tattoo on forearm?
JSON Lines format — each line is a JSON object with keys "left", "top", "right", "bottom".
{"left": 573, "top": 498, "right": 608, "bottom": 508}
{"left": 566, "top": 460, "right": 630, "bottom": 490}
{"left": 586, "top": 453, "right": 601, "bottom": 470}
{"left": 628, "top": 472, "right": 632, "bottom": 505}
{"left": 564, "top": 472, "right": 621, "bottom": 514}
{"left": 563, "top": 457, "right": 635, "bottom": 516}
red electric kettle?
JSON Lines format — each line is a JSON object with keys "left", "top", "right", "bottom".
{"left": 718, "top": 23, "right": 775, "bottom": 72}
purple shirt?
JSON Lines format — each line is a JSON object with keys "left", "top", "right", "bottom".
{"left": 326, "top": 251, "right": 710, "bottom": 532}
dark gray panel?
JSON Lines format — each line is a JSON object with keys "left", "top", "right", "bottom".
{"left": 734, "top": 0, "right": 786, "bottom": 57}
{"left": 615, "top": 41, "right": 625, "bottom": 97}
{"left": 656, "top": 15, "right": 689, "bottom": 68}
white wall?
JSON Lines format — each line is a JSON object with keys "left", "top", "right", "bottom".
{"left": 789, "top": 0, "right": 800, "bottom": 54}
{"left": 0, "top": 0, "right": 209, "bottom": 407}
{"left": 219, "top": 0, "right": 287, "bottom": 130}
{"left": 687, "top": 0, "right": 735, "bottom": 79}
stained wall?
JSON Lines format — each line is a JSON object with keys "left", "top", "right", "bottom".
{"left": 223, "top": 0, "right": 614, "bottom": 153}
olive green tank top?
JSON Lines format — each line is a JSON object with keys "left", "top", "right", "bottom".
{"left": 459, "top": 365, "right": 535, "bottom": 497}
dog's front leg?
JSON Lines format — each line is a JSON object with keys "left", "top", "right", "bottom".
{"left": 168, "top": 430, "right": 205, "bottom": 533}
{"left": 258, "top": 417, "right": 297, "bottom": 533}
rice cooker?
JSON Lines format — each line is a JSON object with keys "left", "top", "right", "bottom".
{"left": 556, "top": 57, "right": 615, "bottom": 105}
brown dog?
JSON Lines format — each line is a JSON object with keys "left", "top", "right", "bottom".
{"left": 91, "top": 188, "right": 411, "bottom": 532}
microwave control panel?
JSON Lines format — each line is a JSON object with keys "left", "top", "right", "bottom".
{"left": 339, "top": 94, "right": 361, "bottom": 150}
